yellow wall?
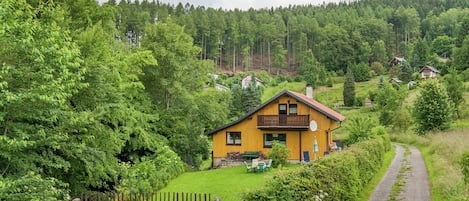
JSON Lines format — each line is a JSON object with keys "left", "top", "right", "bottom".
{"left": 212, "top": 94, "right": 340, "bottom": 166}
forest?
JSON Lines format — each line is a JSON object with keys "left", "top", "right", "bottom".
{"left": 1, "top": 0, "right": 469, "bottom": 199}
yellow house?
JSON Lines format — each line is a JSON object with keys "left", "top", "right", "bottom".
{"left": 206, "top": 90, "right": 345, "bottom": 167}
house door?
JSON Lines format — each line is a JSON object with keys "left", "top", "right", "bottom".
{"left": 279, "top": 104, "right": 287, "bottom": 126}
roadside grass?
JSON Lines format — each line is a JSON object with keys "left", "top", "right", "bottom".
{"left": 160, "top": 164, "right": 301, "bottom": 201}
{"left": 390, "top": 128, "right": 469, "bottom": 200}
{"left": 359, "top": 144, "right": 396, "bottom": 200}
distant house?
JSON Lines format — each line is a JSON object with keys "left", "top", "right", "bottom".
{"left": 206, "top": 89, "right": 345, "bottom": 167}
{"left": 389, "top": 77, "right": 403, "bottom": 84}
{"left": 241, "top": 75, "right": 263, "bottom": 89}
{"left": 390, "top": 57, "right": 406, "bottom": 66}
{"left": 419, "top": 65, "right": 439, "bottom": 79}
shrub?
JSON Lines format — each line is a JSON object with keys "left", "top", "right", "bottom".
{"left": 118, "top": 146, "right": 185, "bottom": 193}
{"left": 267, "top": 141, "right": 291, "bottom": 168}
{"left": 413, "top": 81, "right": 453, "bottom": 135}
{"left": 243, "top": 135, "right": 391, "bottom": 201}
{"left": 343, "top": 116, "right": 378, "bottom": 146}
{"left": 461, "top": 151, "right": 469, "bottom": 184}
{"left": 0, "top": 171, "right": 70, "bottom": 201}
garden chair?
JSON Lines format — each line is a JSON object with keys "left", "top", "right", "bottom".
{"left": 256, "top": 162, "right": 265, "bottom": 173}
{"left": 265, "top": 159, "right": 272, "bottom": 171}
{"left": 243, "top": 161, "right": 253, "bottom": 173}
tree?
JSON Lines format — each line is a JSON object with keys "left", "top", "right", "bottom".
{"left": 352, "top": 62, "right": 371, "bottom": 82}
{"left": 343, "top": 67, "right": 355, "bottom": 107}
{"left": 444, "top": 69, "right": 465, "bottom": 118}
{"left": 413, "top": 81, "right": 453, "bottom": 135}
{"left": 0, "top": 0, "right": 86, "bottom": 198}
{"left": 452, "top": 36, "right": 469, "bottom": 71}
{"left": 410, "top": 38, "right": 431, "bottom": 69}
{"left": 242, "top": 78, "right": 262, "bottom": 113}
{"left": 375, "top": 82, "right": 406, "bottom": 126}
{"left": 398, "top": 60, "right": 414, "bottom": 83}
{"left": 300, "top": 50, "right": 327, "bottom": 88}
{"left": 432, "top": 35, "right": 455, "bottom": 58}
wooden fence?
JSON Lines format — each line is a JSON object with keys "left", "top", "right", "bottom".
{"left": 76, "top": 192, "right": 214, "bottom": 201}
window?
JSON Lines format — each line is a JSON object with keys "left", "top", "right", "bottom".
{"left": 226, "top": 132, "right": 241, "bottom": 145}
{"left": 264, "top": 133, "right": 286, "bottom": 148}
{"left": 289, "top": 104, "right": 297, "bottom": 115}
{"left": 279, "top": 104, "right": 287, "bottom": 114}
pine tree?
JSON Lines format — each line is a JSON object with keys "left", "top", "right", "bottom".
{"left": 242, "top": 77, "right": 262, "bottom": 113}
{"left": 343, "top": 67, "right": 355, "bottom": 107}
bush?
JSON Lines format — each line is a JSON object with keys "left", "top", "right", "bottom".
{"left": 118, "top": 146, "right": 185, "bottom": 193}
{"left": 243, "top": 135, "right": 391, "bottom": 201}
{"left": 461, "top": 151, "right": 469, "bottom": 184}
{"left": 0, "top": 172, "right": 70, "bottom": 201}
{"left": 267, "top": 141, "right": 291, "bottom": 168}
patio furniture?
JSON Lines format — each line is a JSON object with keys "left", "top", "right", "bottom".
{"left": 256, "top": 162, "right": 265, "bottom": 173}
{"left": 243, "top": 161, "right": 253, "bottom": 173}
{"left": 264, "top": 159, "right": 272, "bottom": 171}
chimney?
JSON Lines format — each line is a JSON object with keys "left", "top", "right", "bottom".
{"left": 306, "top": 86, "right": 313, "bottom": 99}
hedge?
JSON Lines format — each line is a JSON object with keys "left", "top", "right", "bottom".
{"left": 242, "top": 135, "right": 391, "bottom": 201}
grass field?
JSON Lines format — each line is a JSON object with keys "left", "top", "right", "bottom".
{"left": 160, "top": 164, "right": 300, "bottom": 201}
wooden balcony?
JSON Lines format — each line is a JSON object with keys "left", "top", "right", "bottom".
{"left": 257, "top": 115, "right": 310, "bottom": 130}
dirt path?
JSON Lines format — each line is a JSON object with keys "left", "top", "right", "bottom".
{"left": 369, "top": 144, "right": 431, "bottom": 201}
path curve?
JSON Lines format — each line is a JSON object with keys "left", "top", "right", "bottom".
{"left": 369, "top": 143, "right": 431, "bottom": 201}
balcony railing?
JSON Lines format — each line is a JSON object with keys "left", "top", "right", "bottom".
{"left": 257, "top": 115, "right": 309, "bottom": 129}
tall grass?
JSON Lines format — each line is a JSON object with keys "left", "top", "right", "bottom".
{"left": 390, "top": 129, "right": 469, "bottom": 200}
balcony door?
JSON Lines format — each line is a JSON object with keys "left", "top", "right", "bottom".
{"left": 279, "top": 104, "right": 287, "bottom": 126}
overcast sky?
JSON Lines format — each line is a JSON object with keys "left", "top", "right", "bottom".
{"left": 101, "top": 0, "right": 349, "bottom": 10}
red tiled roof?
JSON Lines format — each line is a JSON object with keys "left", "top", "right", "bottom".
{"left": 289, "top": 91, "right": 345, "bottom": 122}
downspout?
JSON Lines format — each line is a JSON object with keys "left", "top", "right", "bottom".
{"left": 299, "top": 131, "right": 302, "bottom": 162}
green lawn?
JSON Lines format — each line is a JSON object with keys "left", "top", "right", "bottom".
{"left": 160, "top": 164, "right": 300, "bottom": 201}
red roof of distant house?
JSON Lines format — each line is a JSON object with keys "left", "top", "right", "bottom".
{"left": 206, "top": 90, "right": 345, "bottom": 135}
{"left": 419, "top": 65, "right": 439, "bottom": 73}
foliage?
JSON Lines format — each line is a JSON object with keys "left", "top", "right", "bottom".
{"left": 432, "top": 35, "right": 455, "bottom": 57}
{"left": 118, "top": 146, "right": 184, "bottom": 193}
{"left": 343, "top": 116, "right": 378, "bottom": 146}
{"left": 398, "top": 60, "right": 414, "bottom": 83}
{"left": 243, "top": 135, "right": 391, "bottom": 201}
{"left": 242, "top": 76, "right": 262, "bottom": 113}
{"left": 0, "top": 171, "right": 71, "bottom": 201}
{"left": 375, "top": 82, "right": 406, "bottom": 127}
{"left": 299, "top": 50, "right": 328, "bottom": 88}
{"left": 370, "top": 62, "right": 385, "bottom": 76}
{"left": 352, "top": 62, "right": 371, "bottom": 82}
{"left": 452, "top": 36, "right": 469, "bottom": 71}
{"left": 461, "top": 151, "right": 469, "bottom": 185}
{"left": 413, "top": 81, "right": 454, "bottom": 135}
{"left": 267, "top": 141, "right": 291, "bottom": 168}
{"left": 444, "top": 69, "right": 466, "bottom": 118}
{"left": 343, "top": 67, "right": 356, "bottom": 106}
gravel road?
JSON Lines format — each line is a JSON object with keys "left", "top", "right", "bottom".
{"left": 369, "top": 143, "right": 431, "bottom": 201}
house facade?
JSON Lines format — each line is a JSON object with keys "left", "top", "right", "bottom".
{"left": 206, "top": 90, "right": 345, "bottom": 167}
{"left": 419, "top": 65, "right": 439, "bottom": 79}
